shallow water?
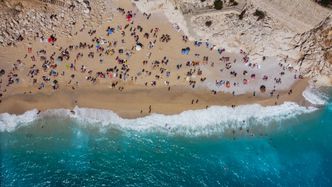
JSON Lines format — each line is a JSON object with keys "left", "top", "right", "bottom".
{"left": 1, "top": 92, "right": 332, "bottom": 186}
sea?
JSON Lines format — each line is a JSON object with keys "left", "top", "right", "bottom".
{"left": 1, "top": 88, "right": 331, "bottom": 186}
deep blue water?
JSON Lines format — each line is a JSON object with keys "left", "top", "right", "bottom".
{"left": 1, "top": 96, "right": 332, "bottom": 186}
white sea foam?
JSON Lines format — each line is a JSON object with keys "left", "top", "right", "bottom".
{"left": 0, "top": 102, "right": 317, "bottom": 135}
{"left": 0, "top": 109, "right": 39, "bottom": 132}
{"left": 302, "top": 87, "right": 329, "bottom": 105}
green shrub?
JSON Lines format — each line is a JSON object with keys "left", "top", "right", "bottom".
{"left": 214, "top": 0, "right": 223, "bottom": 10}
{"left": 319, "top": 0, "right": 331, "bottom": 7}
{"left": 230, "top": 0, "right": 238, "bottom": 6}
{"left": 205, "top": 20, "right": 212, "bottom": 27}
{"left": 253, "top": 9, "right": 265, "bottom": 21}
{"left": 239, "top": 9, "right": 246, "bottom": 20}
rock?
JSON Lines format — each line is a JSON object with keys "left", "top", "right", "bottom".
{"left": 14, "top": 2, "right": 24, "bottom": 12}
{"left": 83, "top": 0, "right": 90, "bottom": 6}
{"left": 4, "top": 1, "right": 11, "bottom": 8}
{"left": 0, "top": 0, "right": 106, "bottom": 46}
{"left": 292, "top": 14, "right": 332, "bottom": 85}
{"left": 83, "top": 8, "right": 90, "bottom": 14}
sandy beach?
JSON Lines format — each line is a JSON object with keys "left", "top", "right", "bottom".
{"left": 0, "top": 0, "right": 312, "bottom": 118}
{"left": 0, "top": 79, "right": 309, "bottom": 118}
{"left": 1, "top": 1, "right": 332, "bottom": 186}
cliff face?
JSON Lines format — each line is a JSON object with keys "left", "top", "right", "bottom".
{"left": 292, "top": 15, "right": 332, "bottom": 86}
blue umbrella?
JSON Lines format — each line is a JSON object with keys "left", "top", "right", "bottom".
{"left": 181, "top": 47, "right": 190, "bottom": 55}
{"left": 107, "top": 28, "right": 114, "bottom": 35}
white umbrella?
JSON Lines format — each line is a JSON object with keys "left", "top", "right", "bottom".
{"left": 136, "top": 43, "right": 143, "bottom": 51}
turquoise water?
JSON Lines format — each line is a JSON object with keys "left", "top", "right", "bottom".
{"left": 1, "top": 96, "right": 332, "bottom": 186}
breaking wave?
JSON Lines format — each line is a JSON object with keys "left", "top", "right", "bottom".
{"left": 0, "top": 102, "right": 318, "bottom": 136}
{"left": 302, "top": 87, "right": 329, "bottom": 105}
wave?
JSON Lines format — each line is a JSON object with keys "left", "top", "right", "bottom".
{"left": 302, "top": 87, "right": 329, "bottom": 105}
{"left": 0, "top": 102, "right": 317, "bottom": 136}
{"left": 0, "top": 109, "right": 40, "bottom": 132}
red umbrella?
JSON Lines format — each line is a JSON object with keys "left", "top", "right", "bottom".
{"left": 126, "top": 14, "right": 132, "bottom": 21}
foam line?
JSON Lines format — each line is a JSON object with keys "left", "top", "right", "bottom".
{"left": 302, "top": 87, "right": 328, "bottom": 105}
{"left": 0, "top": 102, "right": 317, "bottom": 135}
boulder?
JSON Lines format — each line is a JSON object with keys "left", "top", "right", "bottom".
{"left": 14, "top": 2, "right": 24, "bottom": 12}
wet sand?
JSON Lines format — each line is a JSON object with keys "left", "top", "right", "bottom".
{"left": 0, "top": 79, "right": 308, "bottom": 119}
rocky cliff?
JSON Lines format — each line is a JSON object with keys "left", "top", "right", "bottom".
{"left": 293, "top": 15, "right": 332, "bottom": 86}
{"left": 0, "top": 0, "right": 106, "bottom": 46}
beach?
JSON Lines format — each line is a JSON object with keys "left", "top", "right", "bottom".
{"left": 1, "top": 95, "right": 332, "bottom": 186}
{"left": 0, "top": 79, "right": 309, "bottom": 118}
{"left": 1, "top": 0, "right": 332, "bottom": 186}
{"left": 0, "top": 0, "right": 315, "bottom": 118}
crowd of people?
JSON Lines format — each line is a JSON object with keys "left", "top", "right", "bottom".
{"left": 0, "top": 4, "right": 301, "bottom": 112}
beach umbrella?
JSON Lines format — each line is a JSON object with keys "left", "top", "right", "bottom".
{"left": 181, "top": 48, "right": 186, "bottom": 55}
{"left": 96, "top": 42, "right": 100, "bottom": 49}
{"left": 126, "top": 14, "right": 132, "bottom": 21}
{"left": 107, "top": 28, "right": 114, "bottom": 35}
{"left": 185, "top": 47, "right": 190, "bottom": 54}
{"left": 136, "top": 43, "right": 143, "bottom": 51}
{"left": 181, "top": 47, "right": 190, "bottom": 55}
{"left": 260, "top": 85, "right": 266, "bottom": 93}
{"left": 50, "top": 69, "right": 57, "bottom": 76}
{"left": 48, "top": 35, "right": 56, "bottom": 43}
{"left": 56, "top": 57, "right": 62, "bottom": 65}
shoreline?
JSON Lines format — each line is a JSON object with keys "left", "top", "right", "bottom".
{"left": 0, "top": 0, "right": 322, "bottom": 120}
{"left": 0, "top": 79, "right": 309, "bottom": 119}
